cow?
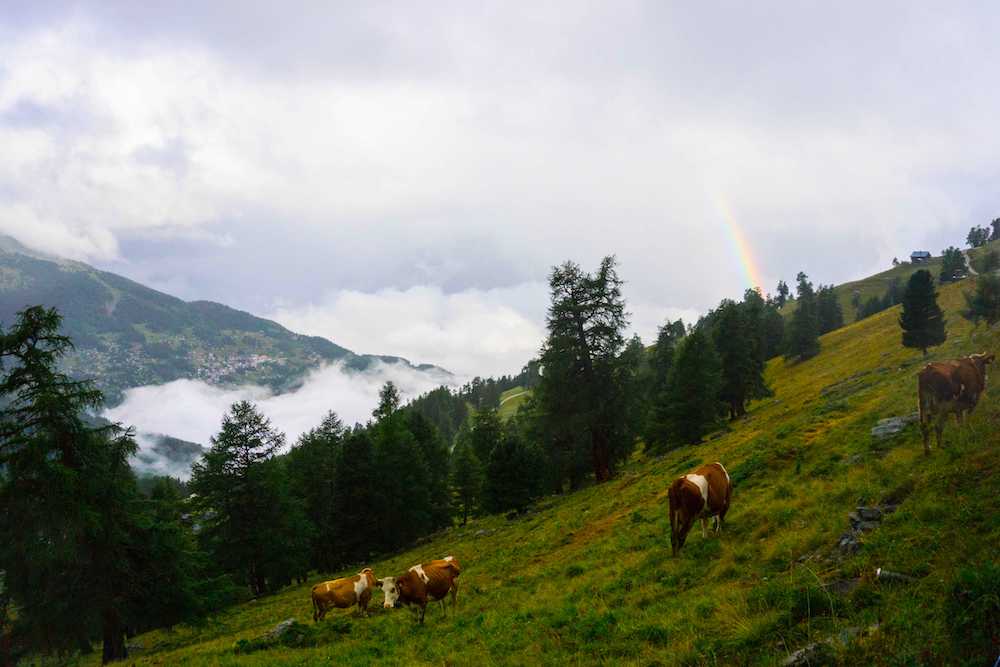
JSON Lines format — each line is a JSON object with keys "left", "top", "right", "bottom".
{"left": 376, "top": 556, "right": 461, "bottom": 624}
{"left": 310, "top": 568, "right": 376, "bottom": 621}
{"left": 918, "top": 353, "right": 994, "bottom": 454}
{"left": 668, "top": 462, "right": 732, "bottom": 557}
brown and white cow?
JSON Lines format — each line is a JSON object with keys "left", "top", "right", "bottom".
{"left": 311, "top": 568, "right": 376, "bottom": 621}
{"left": 376, "top": 556, "right": 461, "bottom": 624}
{"left": 918, "top": 353, "right": 994, "bottom": 454}
{"left": 668, "top": 462, "right": 732, "bottom": 557}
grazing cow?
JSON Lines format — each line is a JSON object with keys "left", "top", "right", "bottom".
{"left": 376, "top": 556, "right": 461, "bottom": 623}
{"left": 668, "top": 462, "right": 732, "bottom": 557}
{"left": 311, "top": 568, "right": 376, "bottom": 621}
{"left": 918, "top": 353, "right": 994, "bottom": 454}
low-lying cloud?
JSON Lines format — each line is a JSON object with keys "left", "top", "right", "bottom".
{"left": 106, "top": 360, "right": 460, "bottom": 478}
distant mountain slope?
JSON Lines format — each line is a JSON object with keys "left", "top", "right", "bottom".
{"left": 0, "top": 236, "right": 446, "bottom": 405}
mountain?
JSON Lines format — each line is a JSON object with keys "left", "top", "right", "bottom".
{"left": 116, "top": 269, "right": 999, "bottom": 664}
{"left": 0, "top": 236, "right": 447, "bottom": 406}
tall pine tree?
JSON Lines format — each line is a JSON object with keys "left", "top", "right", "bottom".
{"left": 785, "top": 272, "right": 821, "bottom": 361}
{"left": 449, "top": 429, "right": 483, "bottom": 525}
{"left": 651, "top": 327, "right": 722, "bottom": 449}
{"left": 899, "top": 269, "right": 947, "bottom": 356}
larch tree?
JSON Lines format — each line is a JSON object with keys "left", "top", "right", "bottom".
{"left": 899, "top": 269, "right": 947, "bottom": 356}
{"left": 536, "top": 256, "right": 636, "bottom": 482}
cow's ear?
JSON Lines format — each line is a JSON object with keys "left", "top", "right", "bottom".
{"left": 375, "top": 579, "right": 383, "bottom": 588}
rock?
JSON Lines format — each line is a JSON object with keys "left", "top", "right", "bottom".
{"left": 848, "top": 511, "right": 861, "bottom": 527}
{"left": 870, "top": 413, "right": 919, "bottom": 440}
{"left": 856, "top": 520, "right": 880, "bottom": 532}
{"left": 266, "top": 619, "right": 297, "bottom": 640}
{"left": 783, "top": 641, "right": 834, "bottom": 666}
{"left": 846, "top": 454, "right": 864, "bottom": 466}
{"left": 475, "top": 529, "right": 493, "bottom": 537}
{"left": 857, "top": 506, "right": 882, "bottom": 521}
{"left": 837, "top": 532, "right": 860, "bottom": 554}
{"left": 881, "top": 503, "right": 899, "bottom": 515}
{"left": 125, "top": 642, "right": 144, "bottom": 652}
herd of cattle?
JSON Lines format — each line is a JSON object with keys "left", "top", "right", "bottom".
{"left": 310, "top": 352, "right": 993, "bottom": 624}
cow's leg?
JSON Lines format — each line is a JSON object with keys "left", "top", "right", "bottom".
{"left": 450, "top": 582, "right": 459, "bottom": 610}
{"left": 921, "top": 418, "right": 930, "bottom": 454}
{"left": 360, "top": 589, "right": 371, "bottom": 617}
{"left": 701, "top": 517, "right": 708, "bottom": 538}
{"left": 418, "top": 603, "right": 427, "bottom": 624}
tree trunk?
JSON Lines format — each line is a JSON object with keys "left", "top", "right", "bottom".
{"left": 591, "top": 429, "right": 611, "bottom": 483}
{"left": 101, "top": 608, "right": 127, "bottom": 664}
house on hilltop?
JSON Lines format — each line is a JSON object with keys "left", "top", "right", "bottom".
{"left": 910, "top": 250, "right": 931, "bottom": 263}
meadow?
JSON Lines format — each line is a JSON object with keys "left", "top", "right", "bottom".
{"left": 79, "top": 277, "right": 999, "bottom": 666}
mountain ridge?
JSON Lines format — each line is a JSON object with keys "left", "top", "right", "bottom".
{"left": 0, "top": 235, "right": 449, "bottom": 406}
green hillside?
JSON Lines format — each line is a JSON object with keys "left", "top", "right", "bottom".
{"left": 91, "top": 274, "right": 1000, "bottom": 665}
{"left": 0, "top": 237, "right": 445, "bottom": 405}
{"left": 497, "top": 386, "right": 532, "bottom": 421}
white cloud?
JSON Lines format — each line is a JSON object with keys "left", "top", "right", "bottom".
{"left": 104, "top": 360, "right": 460, "bottom": 472}
{"left": 268, "top": 284, "right": 547, "bottom": 378}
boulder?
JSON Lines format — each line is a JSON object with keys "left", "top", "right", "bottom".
{"left": 266, "top": 619, "right": 297, "bottom": 640}
{"left": 870, "top": 413, "right": 919, "bottom": 440}
{"left": 856, "top": 506, "right": 882, "bottom": 521}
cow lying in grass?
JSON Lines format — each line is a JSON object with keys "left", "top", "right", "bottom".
{"left": 311, "top": 568, "right": 376, "bottom": 621}
{"left": 668, "top": 462, "right": 732, "bottom": 556}
{"left": 918, "top": 353, "right": 994, "bottom": 454}
{"left": 377, "top": 556, "right": 461, "bottom": 624}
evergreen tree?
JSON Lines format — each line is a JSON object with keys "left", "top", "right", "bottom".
{"left": 816, "top": 285, "right": 844, "bottom": 334}
{"left": 537, "top": 256, "right": 636, "bottom": 482}
{"left": 713, "top": 300, "right": 755, "bottom": 419}
{"left": 370, "top": 385, "right": 433, "bottom": 552}
{"left": 330, "top": 428, "right": 378, "bottom": 565}
{"left": 482, "top": 425, "right": 544, "bottom": 514}
{"left": 406, "top": 410, "right": 452, "bottom": 530}
{"left": 188, "top": 401, "right": 306, "bottom": 597}
{"left": 899, "top": 269, "right": 947, "bottom": 356}
{"left": 962, "top": 274, "right": 1000, "bottom": 327}
{"left": 967, "top": 225, "right": 990, "bottom": 248}
{"left": 991, "top": 217, "right": 1000, "bottom": 241}
{"left": 449, "top": 430, "right": 483, "bottom": 525}
{"left": 971, "top": 248, "right": 1000, "bottom": 275}
{"left": 940, "top": 246, "right": 968, "bottom": 283}
{"left": 784, "top": 272, "right": 821, "bottom": 361}
{"left": 761, "top": 305, "right": 786, "bottom": 359}
{"left": 0, "top": 307, "right": 199, "bottom": 663}
{"left": 640, "top": 320, "right": 685, "bottom": 446}
{"left": 469, "top": 408, "right": 503, "bottom": 465}
{"left": 775, "top": 280, "right": 790, "bottom": 307}
{"left": 650, "top": 327, "right": 722, "bottom": 449}
{"left": 285, "top": 411, "right": 343, "bottom": 572}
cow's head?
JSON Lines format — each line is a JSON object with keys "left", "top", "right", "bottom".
{"left": 668, "top": 479, "right": 702, "bottom": 557}
{"left": 376, "top": 576, "right": 403, "bottom": 609}
{"left": 970, "top": 352, "right": 995, "bottom": 384}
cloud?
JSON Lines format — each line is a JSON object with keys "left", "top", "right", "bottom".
{"left": 3, "top": 3, "right": 1000, "bottom": 365}
{"left": 268, "top": 284, "right": 547, "bottom": 377}
{"left": 104, "top": 360, "right": 460, "bottom": 477}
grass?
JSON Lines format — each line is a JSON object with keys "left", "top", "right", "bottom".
{"left": 497, "top": 386, "right": 532, "bottom": 421}
{"left": 83, "top": 279, "right": 1000, "bottom": 666}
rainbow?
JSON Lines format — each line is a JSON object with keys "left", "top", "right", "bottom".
{"left": 715, "top": 199, "right": 765, "bottom": 292}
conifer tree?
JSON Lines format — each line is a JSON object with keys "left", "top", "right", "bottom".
{"left": 470, "top": 407, "right": 503, "bottom": 463}
{"left": 330, "top": 428, "right": 378, "bottom": 565}
{"left": 652, "top": 327, "right": 722, "bottom": 449}
{"left": 775, "top": 280, "right": 790, "bottom": 307}
{"left": 188, "top": 401, "right": 306, "bottom": 596}
{"left": 899, "top": 269, "right": 946, "bottom": 356}
{"left": 482, "top": 425, "right": 544, "bottom": 514}
{"left": 785, "top": 272, "right": 821, "bottom": 361}
{"left": 0, "top": 307, "right": 199, "bottom": 663}
{"left": 939, "top": 246, "right": 968, "bottom": 283}
{"left": 712, "top": 299, "right": 769, "bottom": 419}
{"left": 537, "top": 256, "right": 635, "bottom": 482}
{"left": 816, "top": 284, "right": 844, "bottom": 334}
{"left": 286, "top": 411, "right": 343, "bottom": 571}
{"left": 449, "top": 430, "right": 483, "bottom": 525}
{"left": 962, "top": 274, "right": 1000, "bottom": 327}
{"left": 406, "top": 410, "right": 452, "bottom": 530}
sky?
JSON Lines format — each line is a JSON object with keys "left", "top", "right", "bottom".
{"left": 3, "top": 2, "right": 1000, "bottom": 383}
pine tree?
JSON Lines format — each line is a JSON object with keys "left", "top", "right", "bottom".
{"left": 816, "top": 285, "right": 844, "bottom": 334}
{"left": 785, "top": 272, "right": 821, "bottom": 361}
{"left": 713, "top": 300, "right": 755, "bottom": 419}
{"left": 330, "top": 428, "right": 378, "bottom": 565}
{"left": 188, "top": 401, "right": 306, "bottom": 597}
{"left": 775, "top": 280, "right": 790, "bottom": 308}
{"left": 469, "top": 408, "right": 503, "bottom": 466}
{"left": 652, "top": 327, "right": 722, "bottom": 449}
{"left": 0, "top": 307, "right": 199, "bottom": 663}
{"left": 537, "top": 256, "right": 635, "bottom": 482}
{"left": 899, "top": 269, "right": 947, "bottom": 356}
{"left": 406, "top": 411, "right": 452, "bottom": 530}
{"left": 962, "top": 274, "right": 1000, "bottom": 327}
{"left": 286, "top": 411, "right": 343, "bottom": 572}
{"left": 449, "top": 430, "right": 483, "bottom": 525}
{"left": 482, "top": 425, "right": 544, "bottom": 514}
{"left": 967, "top": 225, "right": 990, "bottom": 248}
{"left": 940, "top": 246, "right": 968, "bottom": 283}
{"left": 991, "top": 217, "right": 1000, "bottom": 242}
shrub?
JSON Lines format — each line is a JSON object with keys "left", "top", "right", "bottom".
{"left": 947, "top": 562, "right": 1000, "bottom": 661}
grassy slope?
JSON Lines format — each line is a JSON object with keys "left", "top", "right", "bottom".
{"left": 104, "top": 280, "right": 999, "bottom": 666}
{"left": 497, "top": 386, "right": 532, "bottom": 421}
